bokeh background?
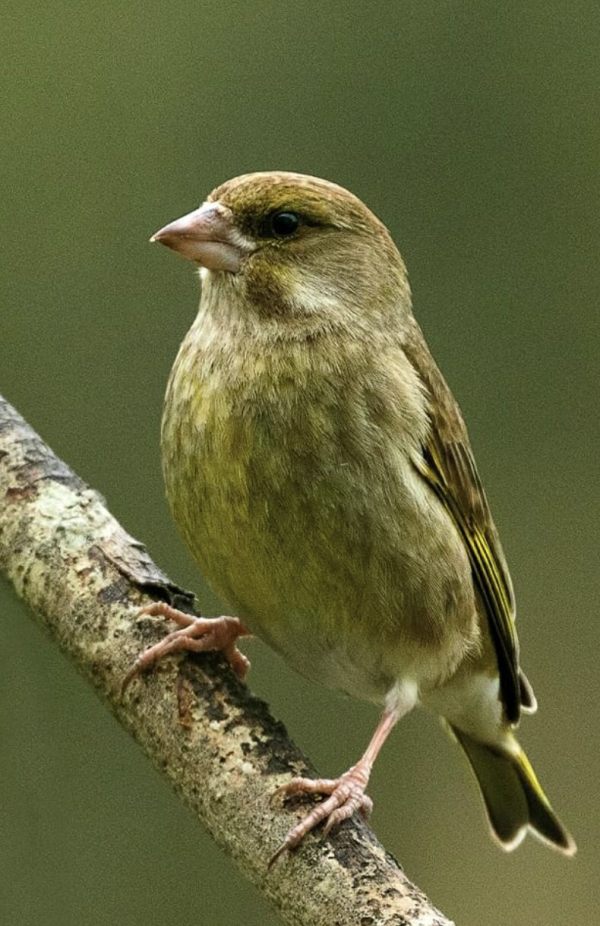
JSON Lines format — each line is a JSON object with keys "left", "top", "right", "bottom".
{"left": 1, "top": 3, "right": 598, "bottom": 924}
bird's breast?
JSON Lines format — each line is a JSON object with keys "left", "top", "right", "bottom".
{"left": 161, "top": 308, "right": 476, "bottom": 700}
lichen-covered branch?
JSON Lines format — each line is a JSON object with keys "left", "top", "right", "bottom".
{"left": 0, "top": 394, "right": 453, "bottom": 926}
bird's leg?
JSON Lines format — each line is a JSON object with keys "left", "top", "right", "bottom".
{"left": 122, "top": 602, "right": 251, "bottom": 693}
{"left": 270, "top": 702, "right": 403, "bottom": 866}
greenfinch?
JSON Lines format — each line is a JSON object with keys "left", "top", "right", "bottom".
{"left": 133, "top": 171, "right": 575, "bottom": 860}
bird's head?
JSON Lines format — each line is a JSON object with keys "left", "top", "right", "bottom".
{"left": 151, "top": 172, "right": 411, "bottom": 329}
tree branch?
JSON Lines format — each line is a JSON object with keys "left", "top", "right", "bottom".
{"left": 0, "top": 394, "right": 453, "bottom": 926}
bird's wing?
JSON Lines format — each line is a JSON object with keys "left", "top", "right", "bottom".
{"left": 403, "top": 317, "right": 521, "bottom": 723}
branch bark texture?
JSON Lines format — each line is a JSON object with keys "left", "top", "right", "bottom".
{"left": 0, "top": 395, "right": 453, "bottom": 926}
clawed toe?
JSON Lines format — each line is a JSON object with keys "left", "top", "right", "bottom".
{"left": 138, "top": 602, "right": 198, "bottom": 626}
{"left": 270, "top": 767, "right": 372, "bottom": 867}
{"left": 123, "top": 604, "right": 250, "bottom": 695}
{"left": 272, "top": 776, "right": 338, "bottom": 802}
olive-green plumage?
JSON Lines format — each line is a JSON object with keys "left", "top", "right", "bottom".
{"left": 155, "top": 171, "right": 575, "bottom": 855}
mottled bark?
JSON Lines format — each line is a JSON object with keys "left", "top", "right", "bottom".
{"left": 0, "top": 395, "right": 453, "bottom": 926}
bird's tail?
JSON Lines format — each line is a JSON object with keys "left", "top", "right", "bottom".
{"left": 450, "top": 725, "right": 576, "bottom": 855}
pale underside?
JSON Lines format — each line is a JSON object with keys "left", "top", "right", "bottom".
{"left": 162, "top": 272, "right": 504, "bottom": 743}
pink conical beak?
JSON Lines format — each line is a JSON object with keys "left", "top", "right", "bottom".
{"left": 150, "top": 202, "right": 253, "bottom": 272}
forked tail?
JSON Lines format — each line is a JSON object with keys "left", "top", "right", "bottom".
{"left": 450, "top": 725, "right": 576, "bottom": 855}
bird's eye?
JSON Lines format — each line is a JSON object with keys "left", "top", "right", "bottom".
{"left": 269, "top": 211, "right": 300, "bottom": 237}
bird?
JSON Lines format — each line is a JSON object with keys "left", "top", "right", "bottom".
{"left": 128, "top": 170, "right": 576, "bottom": 861}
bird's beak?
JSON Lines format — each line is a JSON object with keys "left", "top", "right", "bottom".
{"left": 150, "top": 202, "right": 253, "bottom": 273}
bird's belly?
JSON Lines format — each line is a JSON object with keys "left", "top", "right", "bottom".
{"left": 165, "top": 419, "right": 477, "bottom": 703}
{"left": 162, "top": 345, "right": 478, "bottom": 703}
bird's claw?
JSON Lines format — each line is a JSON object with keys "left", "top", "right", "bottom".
{"left": 122, "top": 603, "right": 250, "bottom": 696}
{"left": 269, "top": 767, "right": 373, "bottom": 867}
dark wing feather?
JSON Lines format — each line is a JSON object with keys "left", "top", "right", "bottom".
{"left": 404, "top": 317, "right": 521, "bottom": 723}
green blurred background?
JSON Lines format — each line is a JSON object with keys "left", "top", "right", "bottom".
{"left": 1, "top": 2, "right": 598, "bottom": 924}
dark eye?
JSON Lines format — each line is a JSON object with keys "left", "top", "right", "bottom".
{"left": 269, "top": 211, "right": 300, "bottom": 237}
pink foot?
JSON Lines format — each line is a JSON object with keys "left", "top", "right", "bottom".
{"left": 269, "top": 706, "right": 402, "bottom": 865}
{"left": 269, "top": 765, "right": 373, "bottom": 867}
{"left": 123, "top": 602, "right": 250, "bottom": 694}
